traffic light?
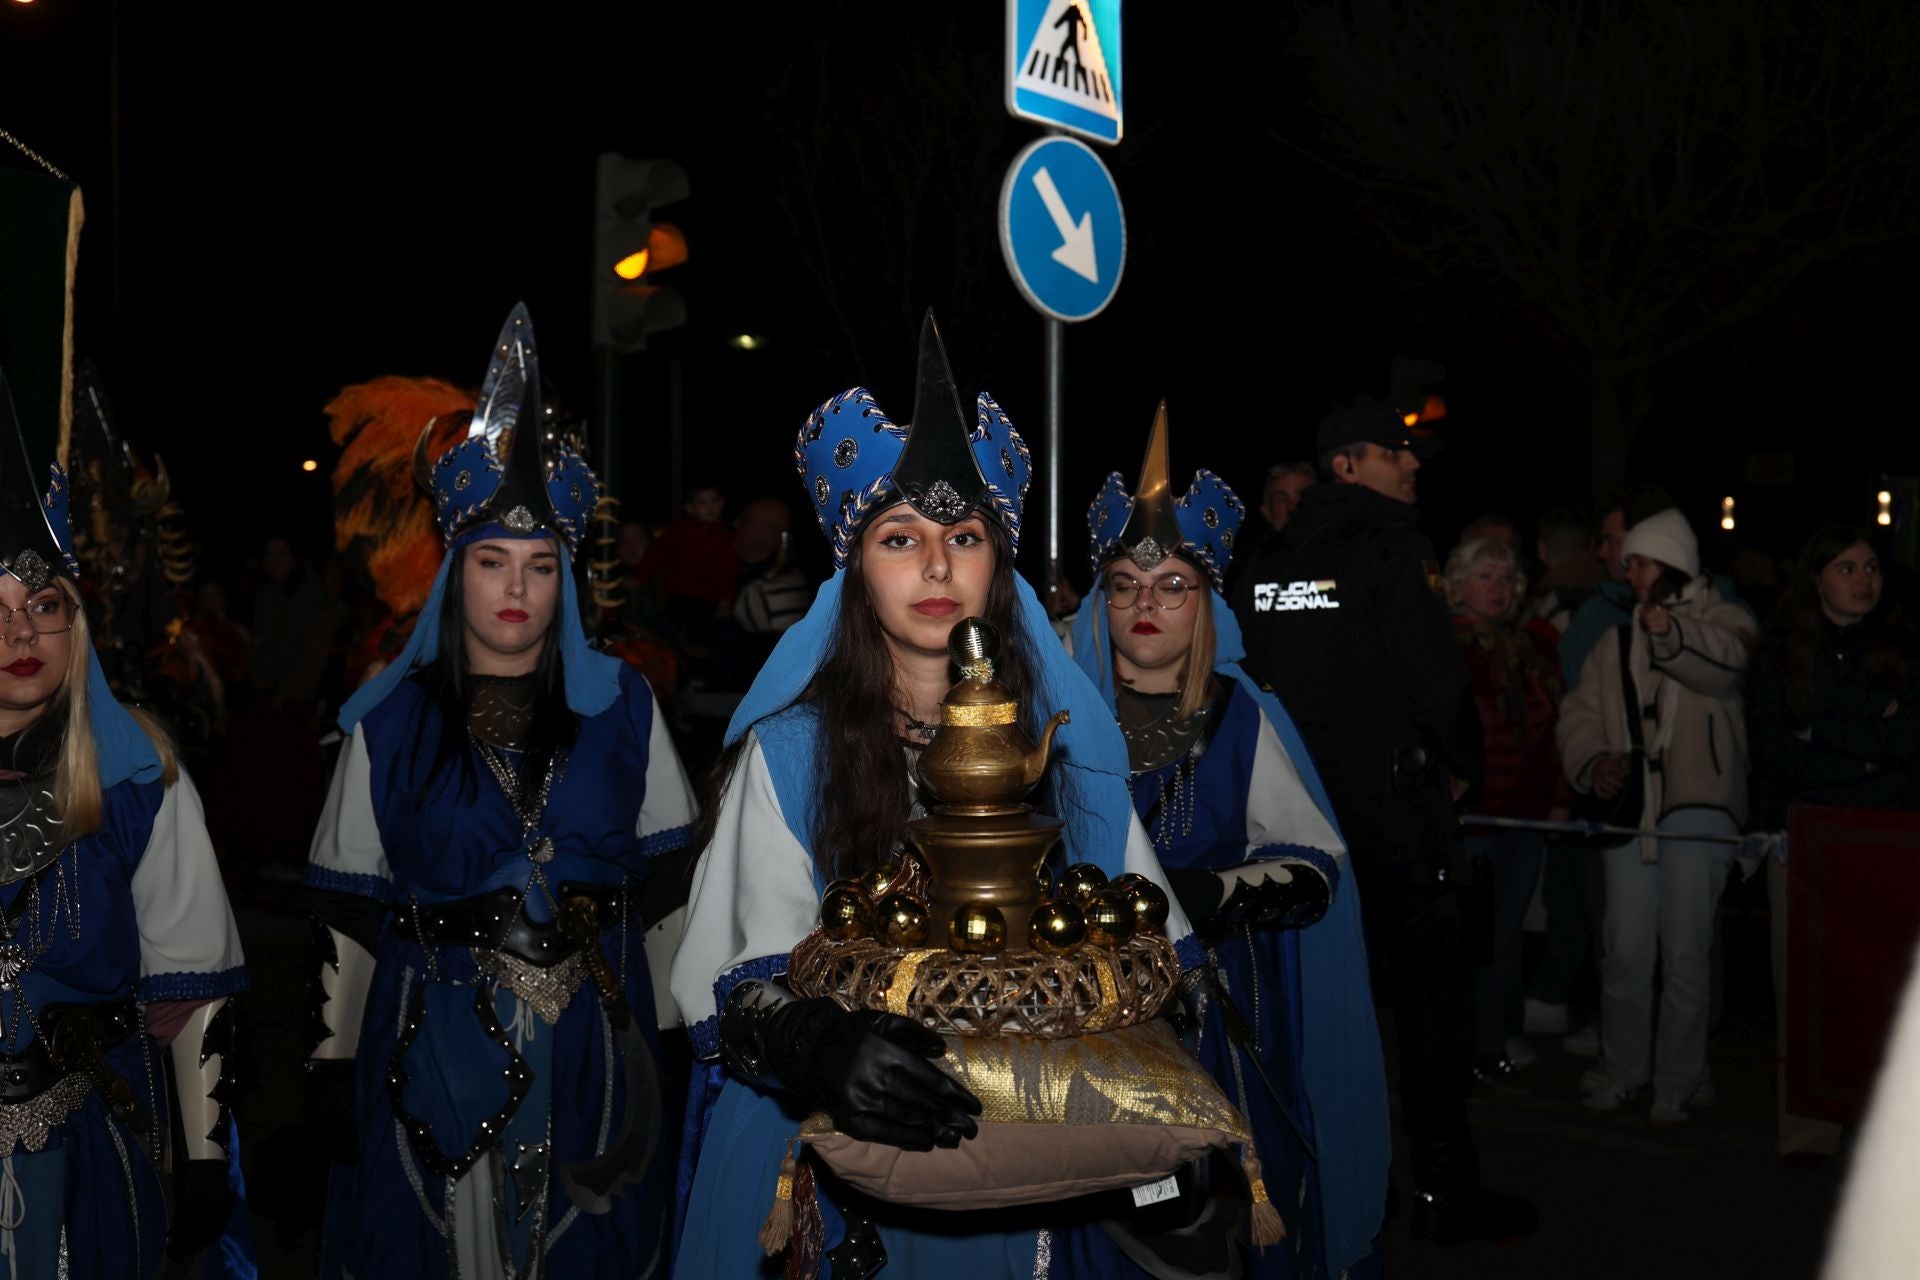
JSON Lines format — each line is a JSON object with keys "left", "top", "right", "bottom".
{"left": 592, "top": 154, "right": 690, "bottom": 351}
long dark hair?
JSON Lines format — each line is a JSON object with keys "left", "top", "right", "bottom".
{"left": 692, "top": 517, "right": 1040, "bottom": 882}
{"left": 1770, "top": 525, "right": 1919, "bottom": 717}
{"left": 414, "top": 544, "right": 578, "bottom": 799}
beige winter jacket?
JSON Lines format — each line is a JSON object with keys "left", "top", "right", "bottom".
{"left": 1557, "top": 577, "right": 1757, "bottom": 856}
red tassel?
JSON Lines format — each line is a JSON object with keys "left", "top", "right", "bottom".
{"left": 784, "top": 1159, "right": 824, "bottom": 1280}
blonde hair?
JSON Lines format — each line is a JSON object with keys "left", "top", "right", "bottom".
{"left": 52, "top": 581, "right": 177, "bottom": 841}
{"left": 1444, "top": 535, "right": 1527, "bottom": 622}
{"left": 1174, "top": 586, "right": 1217, "bottom": 723}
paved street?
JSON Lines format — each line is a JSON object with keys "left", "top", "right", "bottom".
{"left": 225, "top": 871, "right": 1848, "bottom": 1279}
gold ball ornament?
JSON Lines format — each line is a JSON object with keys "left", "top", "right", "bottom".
{"left": 1058, "top": 863, "right": 1110, "bottom": 902}
{"left": 1083, "top": 890, "right": 1136, "bottom": 947}
{"left": 948, "top": 902, "right": 1008, "bottom": 954}
{"left": 874, "top": 892, "right": 931, "bottom": 948}
{"left": 1109, "top": 873, "right": 1150, "bottom": 894}
{"left": 1035, "top": 862, "right": 1055, "bottom": 896}
{"left": 1029, "top": 898, "right": 1088, "bottom": 954}
{"left": 819, "top": 880, "right": 873, "bottom": 941}
{"left": 861, "top": 860, "right": 903, "bottom": 899}
{"left": 1122, "top": 879, "right": 1170, "bottom": 934}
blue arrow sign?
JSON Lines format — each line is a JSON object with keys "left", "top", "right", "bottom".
{"left": 998, "top": 136, "right": 1126, "bottom": 323}
{"left": 1005, "top": 0, "right": 1123, "bottom": 145}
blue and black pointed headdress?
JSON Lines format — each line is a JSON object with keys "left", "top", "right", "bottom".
{"left": 338, "top": 304, "right": 620, "bottom": 731}
{"left": 795, "top": 311, "right": 1031, "bottom": 569}
{"left": 1087, "top": 402, "right": 1244, "bottom": 591}
{"left": 0, "top": 368, "right": 78, "bottom": 596}
{"left": 422, "top": 304, "right": 599, "bottom": 554}
{"left": 0, "top": 363, "right": 160, "bottom": 787}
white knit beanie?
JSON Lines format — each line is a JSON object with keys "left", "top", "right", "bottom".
{"left": 1621, "top": 507, "right": 1699, "bottom": 578}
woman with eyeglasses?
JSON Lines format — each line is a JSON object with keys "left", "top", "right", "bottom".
{"left": 1067, "top": 407, "right": 1389, "bottom": 1279}
{"left": 0, "top": 368, "right": 249, "bottom": 1278}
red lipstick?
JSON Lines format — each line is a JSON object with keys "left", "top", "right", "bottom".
{"left": 911, "top": 597, "right": 960, "bottom": 617}
{"left": 3, "top": 658, "right": 43, "bottom": 678}
{"left": 497, "top": 609, "right": 529, "bottom": 623}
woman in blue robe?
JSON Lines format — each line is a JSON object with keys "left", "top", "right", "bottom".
{"left": 1067, "top": 406, "right": 1391, "bottom": 1279}
{"left": 303, "top": 306, "right": 698, "bottom": 1279}
{"left": 671, "top": 316, "right": 1209, "bottom": 1279}
{"left": 0, "top": 367, "right": 248, "bottom": 1278}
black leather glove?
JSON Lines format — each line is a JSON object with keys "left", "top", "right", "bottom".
{"left": 1218, "top": 866, "right": 1330, "bottom": 931}
{"left": 721, "top": 983, "right": 981, "bottom": 1151}
{"left": 167, "top": 1157, "right": 233, "bottom": 1261}
{"left": 303, "top": 1059, "right": 360, "bottom": 1166}
{"left": 1168, "top": 863, "right": 1331, "bottom": 937}
{"left": 1165, "top": 867, "right": 1226, "bottom": 932}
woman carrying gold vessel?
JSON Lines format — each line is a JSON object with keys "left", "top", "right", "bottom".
{"left": 670, "top": 315, "right": 1204, "bottom": 1278}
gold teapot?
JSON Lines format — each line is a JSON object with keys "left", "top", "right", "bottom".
{"left": 909, "top": 619, "right": 1069, "bottom": 943}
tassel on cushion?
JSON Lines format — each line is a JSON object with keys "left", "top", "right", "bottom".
{"left": 1243, "top": 1148, "right": 1287, "bottom": 1249}
{"left": 759, "top": 1141, "right": 799, "bottom": 1256}
{"left": 783, "top": 1159, "right": 825, "bottom": 1280}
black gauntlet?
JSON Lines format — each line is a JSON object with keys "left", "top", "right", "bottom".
{"left": 1168, "top": 862, "right": 1332, "bottom": 937}
{"left": 719, "top": 981, "right": 981, "bottom": 1151}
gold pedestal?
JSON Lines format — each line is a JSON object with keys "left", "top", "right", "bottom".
{"left": 908, "top": 811, "right": 1061, "bottom": 946}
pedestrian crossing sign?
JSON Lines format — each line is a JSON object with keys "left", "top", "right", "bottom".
{"left": 1005, "top": 0, "right": 1122, "bottom": 145}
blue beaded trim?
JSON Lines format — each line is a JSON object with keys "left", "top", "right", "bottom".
{"left": 138, "top": 966, "right": 249, "bottom": 1003}
{"left": 303, "top": 864, "right": 393, "bottom": 902}
{"left": 690, "top": 953, "right": 789, "bottom": 1059}
{"left": 639, "top": 823, "right": 693, "bottom": 859}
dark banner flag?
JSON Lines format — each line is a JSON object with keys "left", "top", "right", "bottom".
{"left": 0, "top": 161, "right": 83, "bottom": 471}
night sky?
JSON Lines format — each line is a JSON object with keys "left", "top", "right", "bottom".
{"left": 6, "top": 1, "right": 1917, "bottom": 590}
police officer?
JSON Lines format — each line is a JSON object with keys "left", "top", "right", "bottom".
{"left": 1232, "top": 398, "right": 1538, "bottom": 1245}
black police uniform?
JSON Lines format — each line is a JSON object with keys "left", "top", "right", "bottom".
{"left": 1231, "top": 416, "right": 1530, "bottom": 1242}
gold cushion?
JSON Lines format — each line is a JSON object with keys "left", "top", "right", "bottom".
{"left": 800, "top": 1018, "right": 1250, "bottom": 1209}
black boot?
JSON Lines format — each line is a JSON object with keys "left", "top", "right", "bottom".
{"left": 1410, "top": 1135, "right": 1538, "bottom": 1245}
{"left": 1410, "top": 1185, "right": 1538, "bottom": 1245}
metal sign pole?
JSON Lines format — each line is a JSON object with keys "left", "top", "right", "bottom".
{"left": 1045, "top": 316, "right": 1063, "bottom": 581}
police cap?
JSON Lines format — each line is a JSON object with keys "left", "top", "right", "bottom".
{"left": 1317, "top": 398, "right": 1442, "bottom": 460}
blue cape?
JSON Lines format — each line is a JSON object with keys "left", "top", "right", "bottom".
{"left": 1070, "top": 588, "right": 1391, "bottom": 1273}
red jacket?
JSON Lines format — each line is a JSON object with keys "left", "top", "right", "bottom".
{"left": 637, "top": 516, "right": 739, "bottom": 607}
{"left": 1456, "top": 616, "right": 1570, "bottom": 819}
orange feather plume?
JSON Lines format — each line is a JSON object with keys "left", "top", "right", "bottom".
{"left": 325, "top": 376, "right": 475, "bottom": 618}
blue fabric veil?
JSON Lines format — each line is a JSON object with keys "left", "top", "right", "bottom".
{"left": 1071, "top": 586, "right": 1391, "bottom": 1272}
{"left": 728, "top": 567, "right": 1138, "bottom": 880}
{"left": 88, "top": 645, "right": 162, "bottom": 789}
{"left": 337, "top": 523, "right": 621, "bottom": 732}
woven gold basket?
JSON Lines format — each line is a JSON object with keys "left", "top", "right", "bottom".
{"left": 786, "top": 930, "right": 1180, "bottom": 1038}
